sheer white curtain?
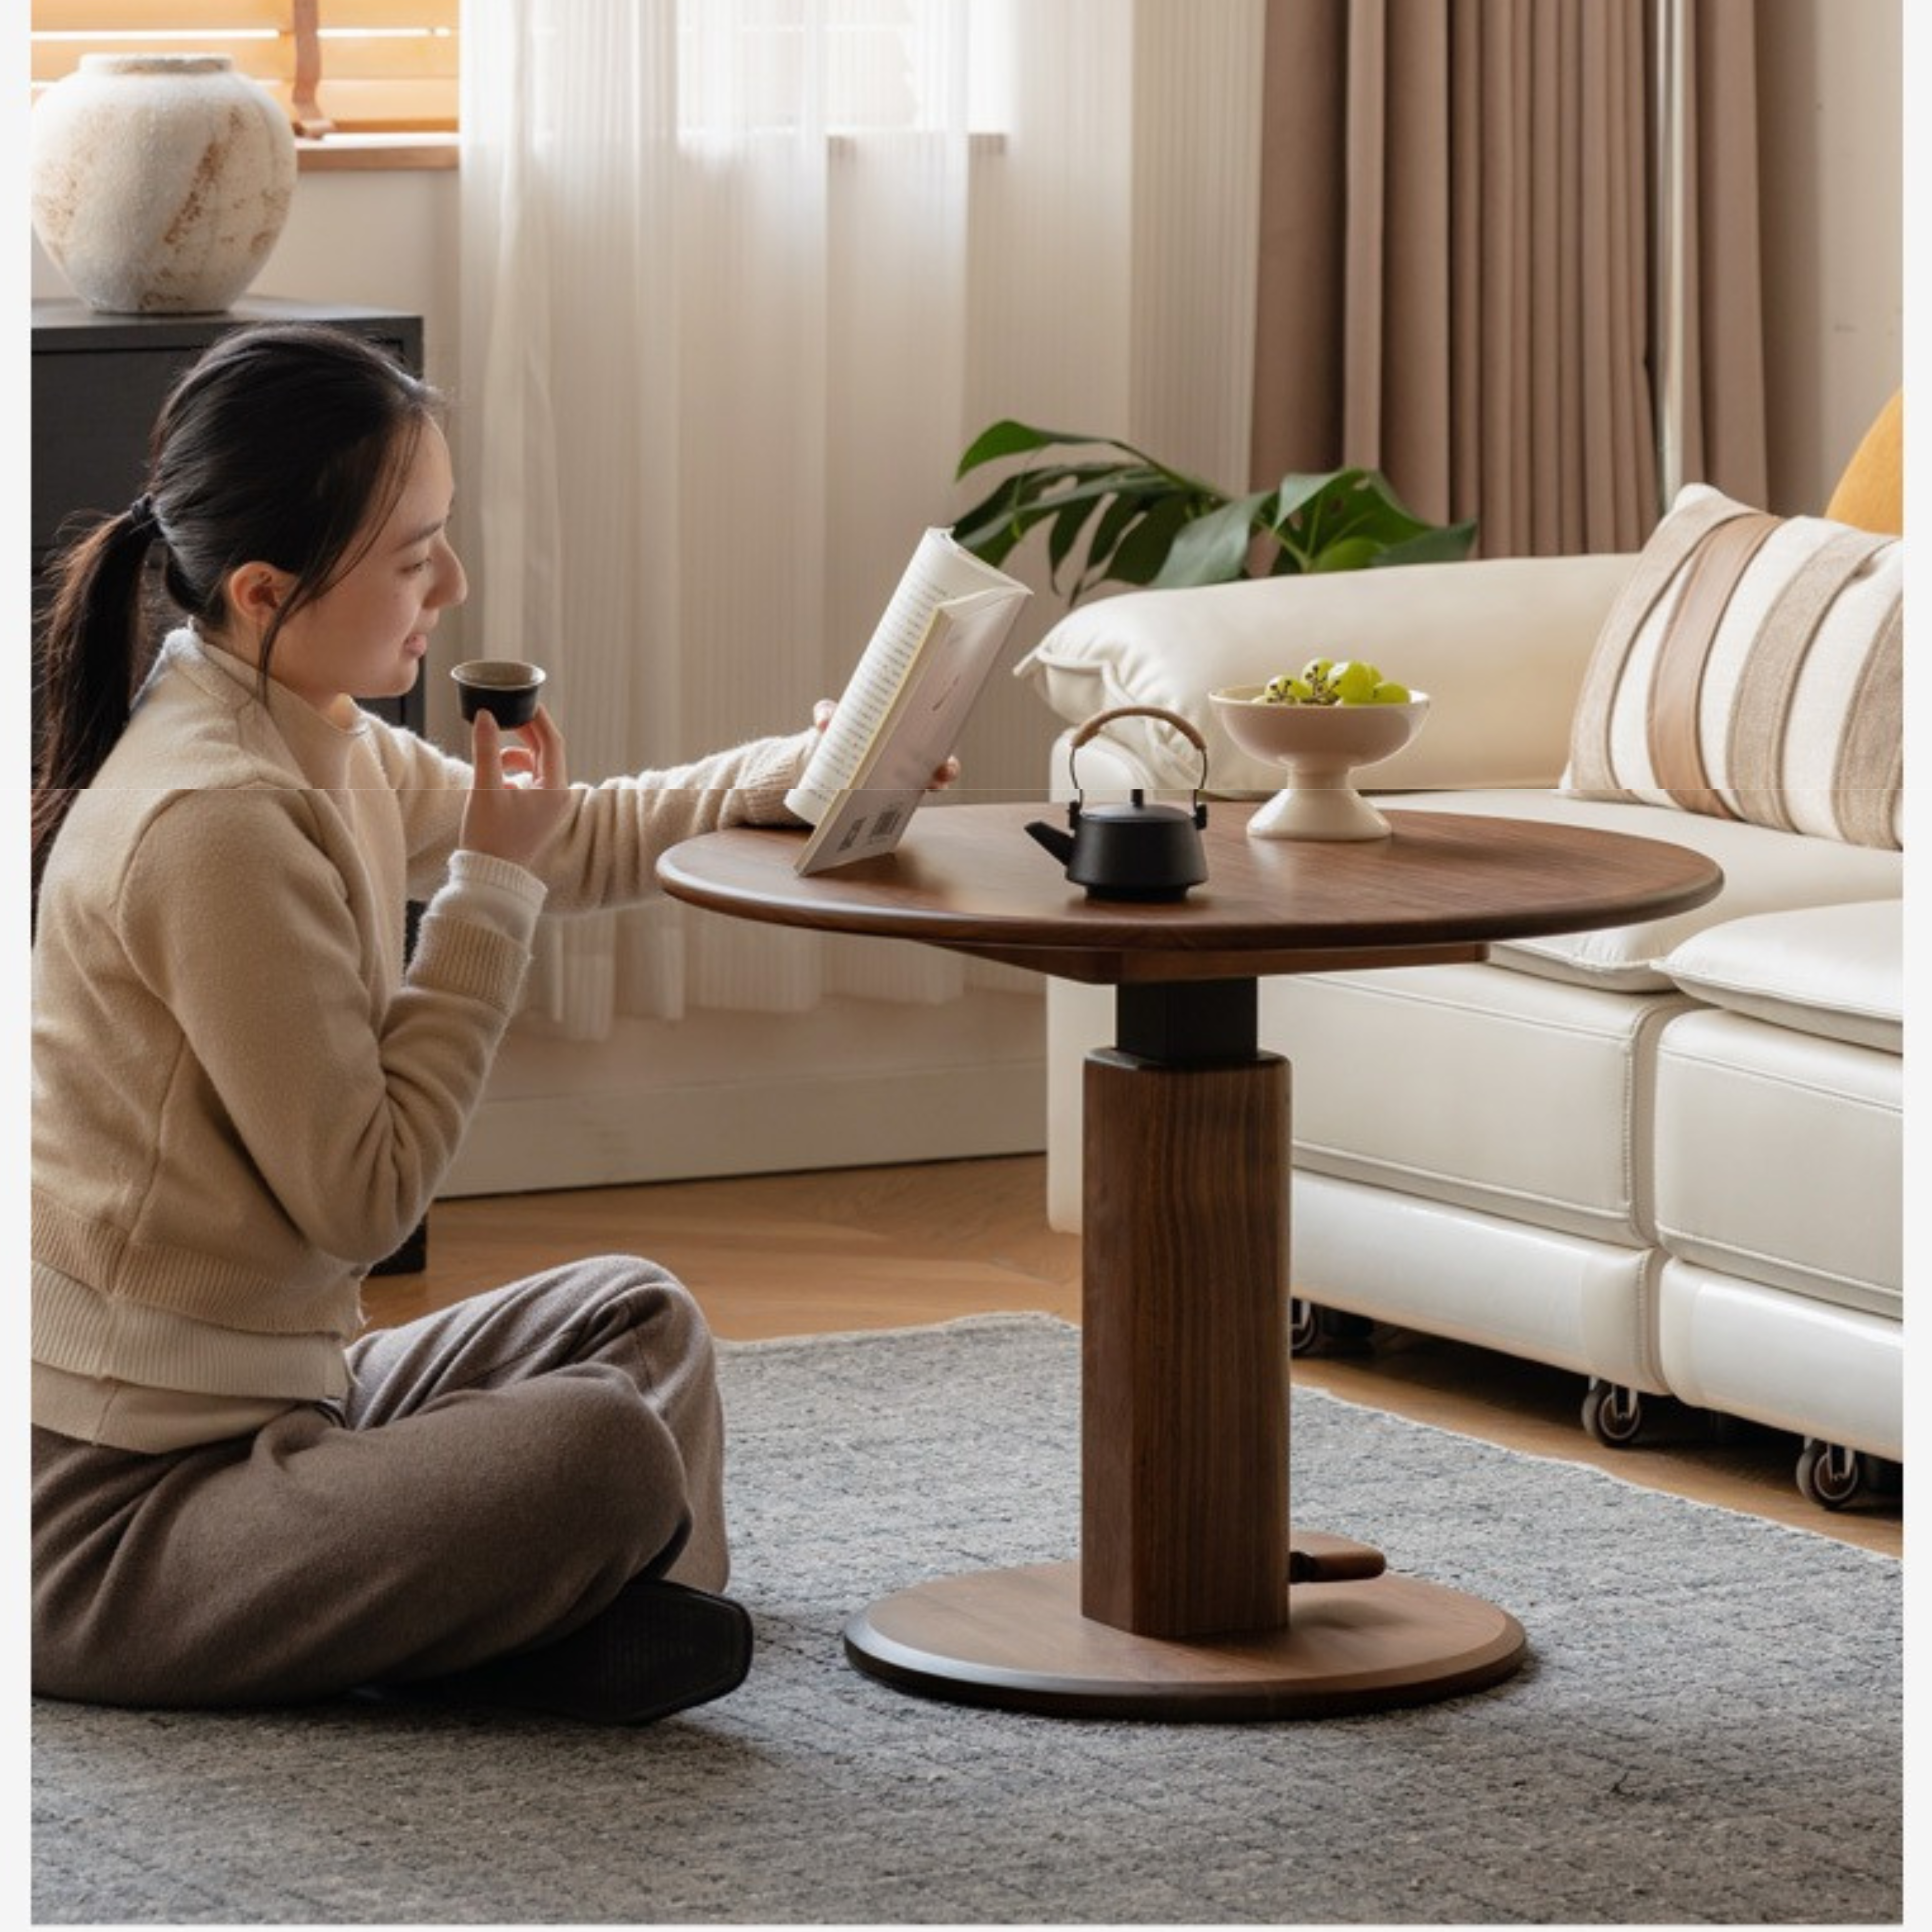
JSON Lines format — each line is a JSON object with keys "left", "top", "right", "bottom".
{"left": 456, "top": 0, "right": 1263, "bottom": 1064}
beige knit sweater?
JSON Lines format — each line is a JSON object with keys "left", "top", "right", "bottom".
{"left": 31, "top": 630, "right": 815, "bottom": 1449}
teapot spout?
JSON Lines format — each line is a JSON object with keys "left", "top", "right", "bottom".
{"left": 1024, "top": 819, "right": 1076, "bottom": 867}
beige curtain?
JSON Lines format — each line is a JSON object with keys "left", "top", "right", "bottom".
{"left": 461, "top": 0, "right": 1265, "bottom": 1048}
{"left": 1251, "top": 0, "right": 1767, "bottom": 558}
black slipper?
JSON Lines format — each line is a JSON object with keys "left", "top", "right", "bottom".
{"left": 431, "top": 1579, "right": 754, "bottom": 1726}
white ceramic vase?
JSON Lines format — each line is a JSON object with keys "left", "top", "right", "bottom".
{"left": 30, "top": 54, "right": 297, "bottom": 315}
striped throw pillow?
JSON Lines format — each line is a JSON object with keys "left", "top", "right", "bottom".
{"left": 1563, "top": 484, "right": 1903, "bottom": 848}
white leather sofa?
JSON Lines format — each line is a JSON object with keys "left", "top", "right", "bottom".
{"left": 1016, "top": 550, "right": 1904, "bottom": 1509}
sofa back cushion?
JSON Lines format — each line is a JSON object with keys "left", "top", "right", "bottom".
{"left": 1562, "top": 484, "right": 1903, "bottom": 849}
{"left": 1014, "top": 554, "right": 1635, "bottom": 795}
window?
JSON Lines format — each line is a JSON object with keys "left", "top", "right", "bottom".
{"left": 31, "top": 3, "right": 1015, "bottom": 147}
{"left": 676, "top": 0, "right": 1012, "bottom": 139}
{"left": 29, "top": 2, "right": 459, "bottom": 137}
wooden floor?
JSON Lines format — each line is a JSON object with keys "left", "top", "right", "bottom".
{"left": 366, "top": 1154, "right": 1901, "bottom": 1560}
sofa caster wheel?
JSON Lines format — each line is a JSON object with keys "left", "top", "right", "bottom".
{"left": 1796, "top": 1439, "right": 1866, "bottom": 1510}
{"left": 1289, "top": 1299, "right": 1374, "bottom": 1358}
{"left": 1581, "top": 1379, "right": 1644, "bottom": 1447}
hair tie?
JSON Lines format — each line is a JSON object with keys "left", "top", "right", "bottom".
{"left": 126, "top": 494, "right": 161, "bottom": 541}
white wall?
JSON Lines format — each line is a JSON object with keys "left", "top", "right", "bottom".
{"left": 1756, "top": 0, "right": 1905, "bottom": 511}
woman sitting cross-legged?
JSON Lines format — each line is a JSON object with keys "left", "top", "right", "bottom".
{"left": 30, "top": 322, "right": 846, "bottom": 1724}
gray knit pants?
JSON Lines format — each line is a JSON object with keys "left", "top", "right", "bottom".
{"left": 31, "top": 1256, "right": 727, "bottom": 1708}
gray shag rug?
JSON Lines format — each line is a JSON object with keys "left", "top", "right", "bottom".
{"left": 32, "top": 1314, "right": 1902, "bottom": 1925}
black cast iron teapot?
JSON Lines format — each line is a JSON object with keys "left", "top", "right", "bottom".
{"left": 1025, "top": 705, "right": 1210, "bottom": 901}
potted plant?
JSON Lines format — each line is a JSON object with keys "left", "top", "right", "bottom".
{"left": 952, "top": 419, "right": 1476, "bottom": 604}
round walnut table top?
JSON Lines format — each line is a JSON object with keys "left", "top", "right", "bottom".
{"left": 659, "top": 800, "right": 1724, "bottom": 984}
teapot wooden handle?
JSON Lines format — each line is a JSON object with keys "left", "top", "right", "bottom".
{"left": 1069, "top": 704, "right": 1207, "bottom": 756}
{"left": 1067, "top": 705, "right": 1211, "bottom": 798}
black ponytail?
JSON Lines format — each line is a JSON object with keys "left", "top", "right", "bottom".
{"left": 31, "top": 507, "right": 166, "bottom": 908}
{"left": 30, "top": 324, "right": 440, "bottom": 913}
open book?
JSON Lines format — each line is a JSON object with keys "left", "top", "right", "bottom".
{"left": 786, "top": 528, "right": 1031, "bottom": 874}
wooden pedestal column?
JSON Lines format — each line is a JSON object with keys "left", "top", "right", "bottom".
{"left": 1080, "top": 1043, "right": 1289, "bottom": 1637}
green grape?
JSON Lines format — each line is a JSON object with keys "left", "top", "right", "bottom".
{"left": 1329, "top": 659, "right": 1382, "bottom": 704}
{"left": 1258, "top": 656, "right": 1411, "bottom": 706}
{"left": 1296, "top": 657, "right": 1336, "bottom": 703}
{"left": 1263, "top": 673, "right": 1315, "bottom": 704}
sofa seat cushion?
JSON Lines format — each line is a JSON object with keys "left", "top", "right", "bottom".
{"left": 1662, "top": 900, "right": 1902, "bottom": 1054}
{"left": 1378, "top": 791, "right": 1903, "bottom": 991}
{"left": 1260, "top": 961, "right": 1692, "bottom": 1247}
{"left": 1653, "top": 1007, "right": 1902, "bottom": 1317}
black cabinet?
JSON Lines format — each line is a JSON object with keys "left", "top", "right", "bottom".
{"left": 30, "top": 296, "right": 429, "bottom": 735}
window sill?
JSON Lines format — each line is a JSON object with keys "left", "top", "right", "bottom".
{"left": 289, "top": 129, "right": 1015, "bottom": 173}
{"left": 289, "top": 127, "right": 1008, "bottom": 173}
{"left": 297, "top": 133, "right": 459, "bottom": 174}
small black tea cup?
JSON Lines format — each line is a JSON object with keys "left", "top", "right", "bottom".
{"left": 451, "top": 659, "right": 546, "bottom": 728}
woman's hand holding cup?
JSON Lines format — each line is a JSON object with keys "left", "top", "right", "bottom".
{"left": 462, "top": 705, "right": 572, "bottom": 870}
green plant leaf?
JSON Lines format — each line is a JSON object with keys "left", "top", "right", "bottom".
{"left": 1269, "top": 467, "right": 1465, "bottom": 571}
{"left": 1107, "top": 495, "right": 1197, "bottom": 586}
{"left": 1308, "top": 477, "right": 1390, "bottom": 554}
{"left": 955, "top": 462, "right": 1164, "bottom": 538}
{"left": 1306, "top": 535, "right": 1383, "bottom": 573}
{"left": 957, "top": 419, "right": 1217, "bottom": 492}
{"left": 1265, "top": 469, "right": 1369, "bottom": 568}
{"left": 1369, "top": 519, "right": 1479, "bottom": 566}
{"left": 949, "top": 479, "right": 1022, "bottom": 549}
{"left": 1026, "top": 465, "right": 1173, "bottom": 509}
{"left": 952, "top": 463, "right": 1089, "bottom": 547}
{"left": 956, "top": 419, "right": 1103, "bottom": 478}
{"left": 1073, "top": 492, "right": 1157, "bottom": 600}
{"left": 952, "top": 516, "right": 1027, "bottom": 570}
{"left": 1046, "top": 493, "right": 1107, "bottom": 583}
{"left": 951, "top": 474, "right": 1081, "bottom": 567}
{"left": 1317, "top": 471, "right": 1443, "bottom": 548}
{"left": 1149, "top": 492, "right": 1273, "bottom": 588}
{"left": 1272, "top": 469, "right": 1360, "bottom": 523}
{"left": 954, "top": 420, "right": 1174, "bottom": 482}
{"left": 953, "top": 422, "right": 1477, "bottom": 601}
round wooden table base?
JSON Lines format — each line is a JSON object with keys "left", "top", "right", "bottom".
{"left": 844, "top": 1553, "right": 1528, "bottom": 1721}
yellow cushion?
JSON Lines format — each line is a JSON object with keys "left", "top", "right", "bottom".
{"left": 1823, "top": 390, "right": 1903, "bottom": 533}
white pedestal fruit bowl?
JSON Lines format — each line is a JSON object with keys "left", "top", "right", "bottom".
{"left": 1210, "top": 684, "right": 1431, "bottom": 841}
